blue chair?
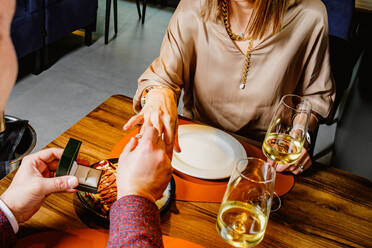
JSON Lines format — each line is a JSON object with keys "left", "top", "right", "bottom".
{"left": 321, "top": 0, "right": 355, "bottom": 120}
{"left": 44, "top": 0, "right": 98, "bottom": 46}
{"left": 11, "top": 0, "right": 44, "bottom": 72}
{"left": 43, "top": 0, "right": 98, "bottom": 67}
{"left": 322, "top": 0, "right": 354, "bottom": 40}
{"left": 331, "top": 9, "right": 372, "bottom": 180}
{"left": 313, "top": 0, "right": 356, "bottom": 158}
{"left": 11, "top": 0, "right": 98, "bottom": 73}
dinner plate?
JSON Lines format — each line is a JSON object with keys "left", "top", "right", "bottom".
{"left": 77, "top": 158, "right": 175, "bottom": 223}
{"left": 172, "top": 124, "right": 247, "bottom": 180}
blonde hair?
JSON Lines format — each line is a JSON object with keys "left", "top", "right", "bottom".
{"left": 201, "top": 0, "right": 289, "bottom": 40}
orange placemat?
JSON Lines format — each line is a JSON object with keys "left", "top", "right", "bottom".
{"left": 110, "top": 120, "right": 294, "bottom": 202}
{"left": 16, "top": 229, "right": 204, "bottom": 248}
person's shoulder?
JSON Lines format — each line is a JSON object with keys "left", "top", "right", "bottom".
{"left": 174, "top": 0, "right": 202, "bottom": 20}
{"left": 169, "top": 0, "right": 202, "bottom": 32}
{"left": 294, "top": 0, "right": 328, "bottom": 25}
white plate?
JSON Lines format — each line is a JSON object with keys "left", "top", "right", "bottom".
{"left": 172, "top": 124, "right": 247, "bottom": 179}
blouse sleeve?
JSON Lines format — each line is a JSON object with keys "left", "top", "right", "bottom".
{"left": 297, "top": 8, "right": 336, "bottom": 121}
{"left": 133, "top": 0, "right": 196, "bottom": 112}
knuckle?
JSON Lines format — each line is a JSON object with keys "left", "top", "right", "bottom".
{"left": 21, "top": 155, "right": 31, "bottom": 164}
{"left": 141, "top": 142, "right": 153, "bottom": 153}
{"left": 54, "top": 178, "right": 66, "bottom": 190}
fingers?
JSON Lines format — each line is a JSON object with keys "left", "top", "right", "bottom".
{"left": 163, "top": 116, "right": 176, "bottom": 146}
{"left": 120, "top": 137, "right": 138, "bottom": 158}
{"left": 173, "top": 123, "right": 181, "bottom": 153}
{"left": 292, "top": 153, "right": 312, "bottom": 175}
{"left": 141, "top": 126, "right": 159, "bottom": 145}
{"left": 41, "top": 176, "right": 78, "bottom": 195}
{"left": 45, "top": 160, "right": 60, "bottom": 172}
{"left": 284, "top": 149, "right": 312, "bottom": 175}
{"left": 150, "top": 113, "right": 164, "bottom": 139}
{"left": 162, "top": 116, "right": 176, "bottom": 159}
{"left": 29, "top": 148, "right": 63, "bottom": 166}
{"left": 123, "top": 114, "right": 144, "bottom": 131}
{"left": 24, "top": 148, "right": 63, "bottom": 173}
{"left": 165, "top": 144, "right": 174, "bottom": 160}
{"left": 276, "top": 163, "right": 290, "bottom": 172}
{"left": 266, "top": 159, "right": 276, "bottom": 167}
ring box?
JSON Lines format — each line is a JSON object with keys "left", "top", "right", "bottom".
{"left": 56, "top": 138, "right": 103, "bottom": 193}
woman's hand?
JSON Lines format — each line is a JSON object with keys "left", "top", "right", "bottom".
{"left": 124, "top": 87, "right": 181, "bottom": 158}
{"left": 276, "top": 148, "right": 312, "bottom": 175}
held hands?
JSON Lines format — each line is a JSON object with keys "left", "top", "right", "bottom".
{"left": 123, "top": 88, "right": 181, "bottom": 158}
{"left": 0, "top": 148, "right": 81, "bottom": 223}
{"left": 116, "top": 126, "right": 172, "bottom": 203}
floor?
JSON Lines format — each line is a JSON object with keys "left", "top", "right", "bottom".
{"left": 8, "top": 0, "right": 174, "bottom": 151}
{"left": 7, "top": 0, "right": 335, "bottom": 164}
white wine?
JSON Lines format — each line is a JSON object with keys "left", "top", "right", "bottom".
{"left": 262, "top": 133, "right": 303, "bottom": 165}
{"left": 217, "top": 201, "right": 267, "bottom": 247}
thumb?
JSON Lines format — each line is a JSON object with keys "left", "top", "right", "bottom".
{"left": 41, "top": 176, "right": 78, "bottom": 195}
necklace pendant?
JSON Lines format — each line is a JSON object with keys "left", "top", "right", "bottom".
{"left": 240, "top": 83, "right": 245, "bottom": 89}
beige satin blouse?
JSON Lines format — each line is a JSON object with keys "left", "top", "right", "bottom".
{"left": 134, "top": 0, "right": 335, "bottom": 139}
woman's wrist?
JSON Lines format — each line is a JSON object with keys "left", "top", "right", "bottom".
{"left": 140, "top": 85, "right": 165, "bottom": 108}
{"left": 141, "top": 86, "right": 176, "bottom": 108}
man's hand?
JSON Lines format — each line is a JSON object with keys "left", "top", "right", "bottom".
{"left": 0, "top": 148, "right": 80, "bottom": 223}
{"left": 117, "top": 126, "right": 172, "bottom": 203}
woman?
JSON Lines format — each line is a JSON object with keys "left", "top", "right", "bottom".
{"left": 124, "top": 0, "right": 335, "bottom": 174}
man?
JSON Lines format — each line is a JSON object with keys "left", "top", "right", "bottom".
{"left": 0, "top": 1, "right": 170, "bottom": 247}
{"left": 0, "top": 128, "right": 170, "bottom": 248}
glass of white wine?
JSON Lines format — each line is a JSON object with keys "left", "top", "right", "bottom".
{"left": 262, "top": 94, "right": 312, "bottom": 166}
{"left": 217, "top": 158, "right": 276, "bottom": 247}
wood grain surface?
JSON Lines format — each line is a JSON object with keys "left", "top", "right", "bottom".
{"left": 1, "top": 94, "right": 371, "bottom": 247}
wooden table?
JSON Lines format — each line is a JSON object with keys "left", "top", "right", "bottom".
{"left": 1, "top": 94, "right": 371, "bottom": 247}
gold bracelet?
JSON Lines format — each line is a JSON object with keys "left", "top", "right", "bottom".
{"left": 140, "top": 85, "right": 165, "bottom": 108}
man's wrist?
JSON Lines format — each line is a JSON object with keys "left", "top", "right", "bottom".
{"left": 117, "top": 190, "right": 156, "bottom": 203}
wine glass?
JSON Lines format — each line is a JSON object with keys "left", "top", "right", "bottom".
{"left": 262, "top": 94, "right": 312, "bottom": 166}
{"left": 217, "top": 158, "right": 276, "bottom": 247}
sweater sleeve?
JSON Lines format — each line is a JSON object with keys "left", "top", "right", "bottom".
{"left": 107, "top": 195, "right": 163, "bottom": 248}
{"left": 133, "top": 0, "right": 198, "bottom": 113}
{"left": 297, "top": 3, "right": 336, "bottom": 120}
{"left": 0, "top": 209, "right": 17, "bottom": 248}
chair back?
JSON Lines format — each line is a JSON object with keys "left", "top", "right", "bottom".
{"left": 321, "top": 0, "right": 355, "bottom": 123}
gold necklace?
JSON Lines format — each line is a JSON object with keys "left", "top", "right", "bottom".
{"left": 221, "top": 0, "right": 249, "bottom": 41}
{"left": 221, "top": 0, "right": 253, "bottom": 90}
